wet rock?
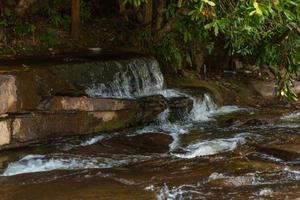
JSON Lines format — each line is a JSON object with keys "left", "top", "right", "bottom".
{"left": 252, "top": 81, "right": 300, "bottom": 100}
{"left": 238, "top": 118, "right": 268, "bottom": 127}
{"left": 0, "top": 119, "right": 11, "bottom": 146}
{"left": 137, "top": 95, "right": 168, "bottom": 123}
{"left": 10, "top": 110, "right": 148, "bottom": 143}
{"left": 37, "top": 96, "right": 139, "bottom": 111}
{"left": 48, "top": 57, "right": 159, "bottom": 91}
{"left": 256, "top": 144, "right": 300, "bottom": 161}
{"left": 224, "top": 159, "right": 283, "bottom": 172}
{"left": 0, "top": 94, "right": 167, "bottom": 149}
{"left": 103, "top": 133, "right": 173, "bottom": 153}
{"left": 0, "top": 75, "right": 17, "bottom": 114}
{"left": 217, "top": 117, "right": 241, "bottom": 127}
{"left": 167, "top": 96, "right": 193, "bottom": 121}
{"left": 0, "top": 155, "right": 8, "bottom": 168}
{"left": 0, "top": 68, "right": 79, "bottom": 114}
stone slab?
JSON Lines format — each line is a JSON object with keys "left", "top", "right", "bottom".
{"left": 0, "top": 119, "right": 11, "bottom": 146}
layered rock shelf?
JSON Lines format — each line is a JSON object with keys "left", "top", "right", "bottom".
{"left": 0, "top": 55, "right": 169, "bottom": 150}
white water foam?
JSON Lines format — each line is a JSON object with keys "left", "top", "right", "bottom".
{"left": 153, "top": 184, "right": 200, "bottom": 200}
{"left": 280, "top": 111, "right": 300, "bottom": 123}
{"left": 276, "top": 111, "right": 300, "bottom": 128}
{"left": 135, "top": 109, "right": 189, "bottom": 151}
{"left": 1, "top": 154, "right": 141, "bottom": 176}
{"left": 258, "top": 188, "right": 273, "bottom": 197}
{"left": 80, "top": 135, "right": 106, "bottom": 146}
{"left": 281, "top": 111, "right": 300, "bottom": 121}
{"left": 283, "top": 167, "right": 300, "bottom": 180}
{"left": 60, "top": 134, "right": 110, "bottom": 151}
{"left": 189, "top": 94, "right": 247, "bottom": 122}
{"left": 172, "top": 134, "right": 246, "bottom": 159}
{"left": 135, "top": 94, "right": 247, "bottom": 152}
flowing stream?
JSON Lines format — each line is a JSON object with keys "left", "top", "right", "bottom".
{"left": 1, "top": 57, "right": 300, "bottom": 199}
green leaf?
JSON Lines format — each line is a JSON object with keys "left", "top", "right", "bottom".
{"left": 204, "top": 23, "right": 214, "bottom": 29}
{"left": 253, "top": 1, "right": 263, "bottom": 15}
{"left": 203, "top": 0, "right": 216, "bottom": 7}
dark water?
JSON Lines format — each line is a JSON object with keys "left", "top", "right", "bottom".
{"left": 1, "top": 91, "right": 300, "bottom": 200}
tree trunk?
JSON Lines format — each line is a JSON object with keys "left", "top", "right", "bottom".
{"left": 193, "top": 43, "right": 205, "bottom": 74}
{"left": 154, "top": 0, "right": 165, "bottom": 31}
{"left": 0, "top": 28, "right": 4, "bottom": 45}
{"left": 144, "top": 0, "right": 153, "bottom": 24}
{"left": 71, "top": 0, "right": 80, "bottom": 40}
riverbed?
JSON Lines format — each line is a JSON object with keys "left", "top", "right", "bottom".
{"left": 1, "top": 89, "right": 300, "bottom": 199}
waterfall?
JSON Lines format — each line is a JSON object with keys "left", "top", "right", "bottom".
{"left": 85, "top": 57, "right": 165, "bottom": 98}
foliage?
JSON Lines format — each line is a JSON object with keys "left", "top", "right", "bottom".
{"left": 42, "top": 0, "right": 70, "bottom": 28}
{"left": 80, "top": 1, "right": 93, "bottom": 23}
{"left": 38, "top": 28, "right": 56, "bottom": 46}
{"left": 1, "top": 0, "right": 299, "bottom": 101}
{"left": 126, "top": 0, "right": 300, "bottom": 101}
{"left": 122, "top": 0, "right": 148, "bottom": 7}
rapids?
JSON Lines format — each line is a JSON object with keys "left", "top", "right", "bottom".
{"left": 1, "top": 57, "right": 300, "bottom": 199}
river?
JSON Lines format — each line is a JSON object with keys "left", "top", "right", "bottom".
{"left": 0, "top": 57, "right": 300, "bottom": 199}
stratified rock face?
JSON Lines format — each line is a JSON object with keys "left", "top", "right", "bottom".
{"left": 0, "top": 68, "right": 79, "bottom": 115}
{"left": 0, "top": 75, "right": 17, "bottom": 114}
{"left": 11, "top": 111, "right": 136, "bottom": 142}
{"left": 0, "top": 119, "right": 11, "bottom": 146}
{"left": 0, "top": 56, "right": 168, "bottom": 150}
{"left": 37, "top": 96, "right": 138, "bottom": 111}
{"left": 0, "top": 95, "right": 167, "bottom": 146}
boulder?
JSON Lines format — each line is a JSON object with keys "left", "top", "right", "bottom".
{"left": 167, "top": 96, "right": 193, "bottom": 121}
{"left": 252, "top": 81, "right": 300, "bottom": 100}
{"left": 102, "top": 133, "right": 173, "bottom": 153}
{"left": 137, "top": 95, "right": 168, "bottom": 123}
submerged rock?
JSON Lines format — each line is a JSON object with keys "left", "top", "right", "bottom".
{"left": 238, "top": 118, "right": 268, "bottom": 127}
{"left": 102, "top": 132, "right": 173, "bottom": 153}
{"left": 256, "top": 144, "right": 300, "bottom": 161}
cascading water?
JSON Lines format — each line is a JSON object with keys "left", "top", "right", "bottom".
{"left": 2, "top": 56, "right": 300, "bottom": 200}
{"left": 83, "top": 56, "right": 247, "bottom": 154}
{"left": 85, "top": 57, "right": 165, "bottom": 98}
{"left": 0, "top": 57, "right": 248, "bottom": 177}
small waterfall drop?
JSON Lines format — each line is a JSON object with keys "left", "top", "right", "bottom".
{"left": 85, "top": 57, "right": 165, "bottom": 98}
